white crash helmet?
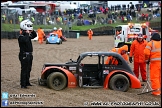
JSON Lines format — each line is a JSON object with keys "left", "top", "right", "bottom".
{"left": 53, "top": 27, "right": 57, "bottom": 30}
{"left": 20, "top": 19, "right": 33, "bottom": 30}
{"left": 59, "top": 27, "right": 62, "bottom": 30}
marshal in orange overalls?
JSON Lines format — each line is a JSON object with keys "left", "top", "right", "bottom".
{"left": 144, "top": 33, "right": 161, "bottom": 96}
{"left": 129, "top": 35, "right": 148, "bottom": 81}
{"left": 87, "top": 29, "right": 93, "bottom": 40}
{"left": 105, "top": 45, "right": 129, "bottom": 65}
{"left": 57, "top": 28, "right": 63, "bottom": 38}
{"left": 37, "top": 27, "right": 45, "bottom": 44}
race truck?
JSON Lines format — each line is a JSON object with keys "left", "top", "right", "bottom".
{"left": 46, "top": 33, "right": 62, "bottom": 44}
{"left": 38, "top": 52, "right": 141, "bottom": 92}
{"left": 114, "top": 23, "right": 151, "bottom": 52}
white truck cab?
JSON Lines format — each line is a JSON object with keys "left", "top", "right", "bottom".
{"left": 114, "top": 23, "right": 151, "bottom": 52}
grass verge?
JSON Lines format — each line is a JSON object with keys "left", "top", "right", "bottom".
{"left": 1, "top": 17, "right": 161, "bottom": 32}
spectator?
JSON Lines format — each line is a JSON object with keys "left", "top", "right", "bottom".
{"left": 92, "top": 18, "right": 95, "bottom": 25}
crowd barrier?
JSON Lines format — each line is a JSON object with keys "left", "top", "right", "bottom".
{"left": 1, "top": 27, "right": 161, "bottom": 39}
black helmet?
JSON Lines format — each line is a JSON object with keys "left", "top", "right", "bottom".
{"left": 151, "top": 33, "right": 161, "bottom": 41}
{"left": 137, "top": 33, "right": 143, "bottom": 38}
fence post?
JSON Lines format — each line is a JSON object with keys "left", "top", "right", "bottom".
{"left": 12, "top": 14, "right": 16, "bottom": 39}
{"left": 1, "top": 12, "right": 2, "bottom": 38}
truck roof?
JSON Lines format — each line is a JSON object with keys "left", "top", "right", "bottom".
{"left": 116, "top": 23, "right": 146, "bottom": 28}
{"left": 8, "top": 3, "right": 28, "bottom": 6}
{"left": 80, "top": 52, "right": 122, "bottom": 57}
{"left": 1, "top": 7, "right": 21, "bottom": 10}
{"left": 29, "top": 3, "right": 48, "bottom": 6}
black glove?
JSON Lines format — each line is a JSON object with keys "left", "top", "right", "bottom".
{"left": 30, "top": 30, "right": 37, "bottom": 39}
{"left": 146, "top": 60, "right": 150, "bottom": 64}
{"left": 129, "top": 57, "right": 133, "bottom": 63}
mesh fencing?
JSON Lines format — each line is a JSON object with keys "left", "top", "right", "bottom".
{"left": 1, "top": 12, "right": 80, "bottom": 38}
{"left": 1, "top": 12, "right": 75, "bottom": 30}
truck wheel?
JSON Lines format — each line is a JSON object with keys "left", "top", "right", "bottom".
{"left": 38, "top": 77, "right": 41, "bottom": 85}
{"left": 46, "top": 40, "right": 49, "bottom": 44}
{"left": 59, "top": 40, "right": 62, "bottom": 44}
{"left": 47, "top": 72, "right": 67, "bottom": 90}
{"left": 38, "top": 77, "right": 46, "bottom": 86}
{"left": 109, "top": 74, "right": 130, "bottom": 92}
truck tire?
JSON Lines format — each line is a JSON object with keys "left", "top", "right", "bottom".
{"left": 109, "top": 74, "right": 130, "bottom": 92}
{"left": 38, "top": 77, "right": 46, "bottom": 86}
{"left": 46, "top": 40, "right": 49, "bottom": 44}
{"left": 47, "top": 72, "right": 67, "bottom": 90}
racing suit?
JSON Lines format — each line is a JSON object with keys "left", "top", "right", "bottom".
{"left": 52, "top": 30, "right": 58, "bottom": 35}
{"left": 18, "top": 30, "right": 37, "bottom": 88}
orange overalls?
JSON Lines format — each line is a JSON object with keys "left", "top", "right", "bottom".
{"left": 129, "top": 39, "right": 148, "bottom": 81}
{"left": 37, "top": 28, "right": 45, "bottom": 44}
{"left": 87, "top": 30, "right": 93, "bottom": 40}
{"left": 144, "top": 40, "right": 161, "bottom": 95}
{"left": 52, "top": 30, "right": 58, "bottom": 36}
{"left": 57, "top": 29, "right": 63, "bottom": 38}
{"left": 105, "top": 45, "right": 129, "bottom": 65}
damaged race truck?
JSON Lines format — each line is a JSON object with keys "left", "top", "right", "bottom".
{"left": 38, "top": 52, "right": 141, "bottom": 92}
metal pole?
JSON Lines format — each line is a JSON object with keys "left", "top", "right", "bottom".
{"left": 137, "top": 64, "right": 156, "bottom": 95}
{"left": 1, "top": 12, "right": 2, "bottom": 38}
{"left": 13, "top": 14, "right": 16, "bottom": 32}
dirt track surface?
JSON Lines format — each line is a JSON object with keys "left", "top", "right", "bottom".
{"left": 1, "top": 36, "right": 161, "bottom": 107}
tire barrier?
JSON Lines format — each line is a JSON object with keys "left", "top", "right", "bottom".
{"left": 1, "top": 31, "right": 8, "bottom": 39}
{"left": 69, "top": 29, "right": 115, "bottom": 36}
{"left": 0, "top": 31, "right": 80, "bottom": 39}
{"left": 1, "top": 28, "right": 160, "bottom": 39}
{"left": 1, "top": 31, "right": 19, "bottom": 39}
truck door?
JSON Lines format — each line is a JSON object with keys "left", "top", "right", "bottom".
{"left": 78, "top": 55, "right": 100, "bottom": 86}
{"left": 114, "top": 26, "right": 122, "bottom": 47}
{"left": 142, "top": 26, "right": 150, "bottom": 42}
{"left": 115, "top": 26, "right": 122, "bottom": 39}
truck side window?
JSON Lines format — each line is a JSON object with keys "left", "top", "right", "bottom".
{"left": 123, "top": 31, "right": 124, "bottom": 35}
{"left": 81, "top": 56, "right": 98, "bottom": 64}
{"left": 105, "top": 55, "right": 121, "bottom": 65}
{"left": 142, "top": 28, "right": 146, "bottom": 35}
